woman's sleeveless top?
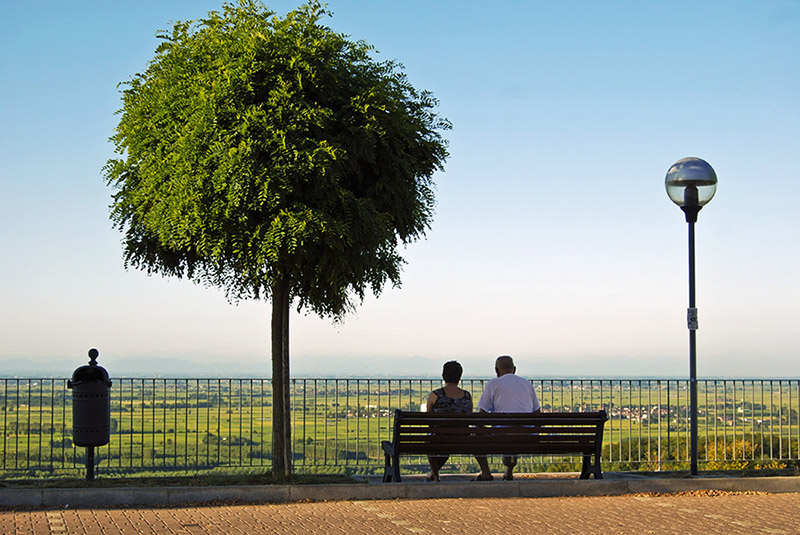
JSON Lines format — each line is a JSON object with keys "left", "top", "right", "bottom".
{"left": 431, "top": 388, "right": 472, "bottom": 413}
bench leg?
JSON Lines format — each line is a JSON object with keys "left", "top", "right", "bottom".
{"left": 580, "top": 454, "right": 603, "bottom": 479}
{"left": 593, "top": 456, "right": 603, "bottom": 479}
{"left": 392, "top": 453, "right": 402, "bottom": 483}
{"left": 580, "top": 454, "right": 591, "bottom": 479}
{"left": 383, "top": 453, "right": 392, "bottom": 482}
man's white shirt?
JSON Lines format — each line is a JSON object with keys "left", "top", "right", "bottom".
{"left": 477, "top": 373, "right": 541, "bottom": 413}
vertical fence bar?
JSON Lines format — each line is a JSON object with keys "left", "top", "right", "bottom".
{"left": 313, "top": 379, "right": 319, "bottom": 464}
{"left": 633, "top": 380, "right": 639, "bottom": 463}
{"left": 288, "top": 378, "right": 295, "bottom": 470}
{"left": 731, "top": 379, "right": 744, "bottom": 459}
{"left": 355, "top": 379, "right": 361, "bottom": 467}
{"left": 740, "top": 380, "right": 746, "bottom": 461}
{"left": 172, "top": 379, "right": 178, "bottom": 467}
{"left": 746, "top": 380, "right": 752, "bottom": 461}
{"left": 737, "top": 380, "right": 743, "bottom": 460}
{"left": 260, "top": 379, "right": 266, "bottom": 468}
{"left": 599, "top": 380, "right": 607, "bottom": 461}
{"left": 334, "top": 379, "right": 339, "bottom": 466}
{"left": 345, "top": 379, "right": 350, "bottom": 469}
{"left": 760, "top": 380, "right": 765, "bottom": 460}
{"left": 617, "top": 380, "right": 623, "bottom": 463}
{"left": 138, "top": 379, "right": 143, "bottom": 467}
{"left": 158, "top": 379, "right": 164, "bottom": 468}
{"left": 721, "top": 379, "right": 727, "bottom": 461}
{"left": 65, "top": 379, "right": 73, "bottom": 472}
{"left": 666, "top": 380, "right": 671, "bottom": 462}
{"left": 301, "top": 378, "right": 307, "bottom": 469}
{"left": 702, "top": 380, "right": 708, "bottom": 462}
{"left": 193, "top": 379, "right": 199, "bottom": 469}
{"left": 23, "top": 381, "right": 30, "bottom": 471}
{"left": 779, "top": 380, "right": 784, "bottom": 460}
{"left": 712, "top": 379, "right": 718, "bottom": 462}
{"left": 227, "top": 379, "right": 232, "bottom": 466}
{"left": 36, "top": 381, "right": 43, "bottom": 471}
{"left": 675, "top": 381, "right": 692, "bottom": 461}
{"left": 769, "top": 380, "right": 774, "bottom": 459}
{"left": 732, "top": 380, "right": 738, "bottom": 460}
{"left": 181, "top": 380, "right": 187, "bottom": 468}
{"left": 678, "top": 379, "right": 685, "bottom": 464}
{"left": 2, "top": 380, "right": 7, "bottom": 471}
{"left": 748, "top": 380, "right": 754, "bottom": 461}
{"left": 149, "top": 379, "right": 154, "bottom": 468}
{"left": 745, "top": 380, "right": 750, "bottom": 461}
{"left": 750, "top": 379, "right": 756, "bottom": 461}
{"left": 788, "top": 380, "right": 793, "bottom": 461}
{"left": 248, "top": 380, "right": 254, "bottom": 467}
{"left": 238, "top": 379, "right": 244, "bottom": 466}
{"left": 116, "top": 377, "right": 123, "bottom": 471}
{"left": 795, "top": 380, "right": 800, "bottom": 459}
{"left": 13, "top": 380, "right": 20, "bottom": 470}
{"left": 49, "top": 380, "right": 56, "bottom": 472}
{"left": 795, "top": 380, "right": 799, "bottom": 460}
{"left": 1, "top": 380, "right": 6, "bottom": 471}
{"left": 646, "top": 380, "right": 651, "bottom": 464}
{"left": 569, "top": 378, "right": 574, "bottom": 411}
{"left": 324, "top": 379, "right": 329, "bottom": 466}
{"left": 622, "top": 380, "right": 629, "bottom": 463}
{"left": 367, "top": 380, "right": 372, "bottom": 462}
{"left": 126, "top": 379, "right": 133, "bottom": 470}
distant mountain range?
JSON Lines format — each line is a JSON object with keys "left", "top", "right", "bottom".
{"left": 0, "top": 356, "right": 260, "bottom": 378}
{"left": 0, "top": 355, "right": 442, "bottom": 378}
{"left": 2, "top": 354, "right": 775, "bottom": 379}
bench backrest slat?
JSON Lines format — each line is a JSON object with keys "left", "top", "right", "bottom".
{"left": 400, "top": 444, "right": 597, "bottom": 455}
{"left": 402, "top": 425, "right": 597, "bottom": 435}
{"left": 389, "top": 410, "right": 608, "bottom": 456}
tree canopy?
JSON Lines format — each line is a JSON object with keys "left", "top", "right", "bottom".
{"left": 106, "top": 0, "right": 449, "bottom": 316}
{"left": 104, "top": 0, "right": 449, "bottom": 474}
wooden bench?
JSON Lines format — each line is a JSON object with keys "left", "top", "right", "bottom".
{"left": 381, "top": 410, "right": 608, "bottom": 482}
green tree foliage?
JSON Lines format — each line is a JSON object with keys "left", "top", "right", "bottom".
{"left": 104, "top": 0, "right": 449, "bottom": 474}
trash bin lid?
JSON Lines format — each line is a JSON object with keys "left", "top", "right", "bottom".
{"left": 69, "top": 348, "right": 111, "bottom": 386}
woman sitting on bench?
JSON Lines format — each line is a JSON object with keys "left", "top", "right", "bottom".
{"left": 425, "top": 360, "right": 472, "bottom": 482}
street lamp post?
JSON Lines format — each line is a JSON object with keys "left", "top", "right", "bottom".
{"left": 665, "top": 157, "right": 717, "bottom": 476}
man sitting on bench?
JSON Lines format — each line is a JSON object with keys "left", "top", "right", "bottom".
{"left": 475, "top": 355, "right": 541, "bottom": 481}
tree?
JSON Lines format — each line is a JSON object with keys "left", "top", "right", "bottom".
{"left": 104, "top": 0, "right": 449, "bottom": 475}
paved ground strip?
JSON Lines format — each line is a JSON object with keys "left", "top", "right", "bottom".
{"left": 2, "top": 492, "right": 799, "bottom": 534}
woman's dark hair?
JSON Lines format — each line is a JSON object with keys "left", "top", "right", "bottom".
{"left": 442, "top": 361, "right": 463, "bottom": 384}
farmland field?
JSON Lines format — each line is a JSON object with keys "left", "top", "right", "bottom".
{"left": 2, "top": 378, "right": 799, "bottom": 478}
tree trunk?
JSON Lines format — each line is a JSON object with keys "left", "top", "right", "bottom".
{"left": 271, "top": 277, "right": 292, "bottom": 476}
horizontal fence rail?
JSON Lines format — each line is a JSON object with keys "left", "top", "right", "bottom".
{"left": 1, "top": 378, "right": 799, "bottom": 477}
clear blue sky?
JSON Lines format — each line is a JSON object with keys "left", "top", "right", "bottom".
{"left": 1, "top": 1, "right": 798, "bottom": 377}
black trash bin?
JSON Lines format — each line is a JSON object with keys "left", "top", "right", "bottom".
{"left": 67, "top": 348, "right": 112, "bottom": 479}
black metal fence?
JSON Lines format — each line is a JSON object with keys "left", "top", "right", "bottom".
{"left": 2, "top": 378, "right": 799, "bottom": 477}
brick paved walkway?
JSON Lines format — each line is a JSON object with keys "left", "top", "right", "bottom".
{"left": 2, "top": 493, "right": 799, "bottom": 534}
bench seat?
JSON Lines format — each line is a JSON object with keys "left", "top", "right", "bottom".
{"left": 381, "top": 410, "right": 608, "bottom": 482}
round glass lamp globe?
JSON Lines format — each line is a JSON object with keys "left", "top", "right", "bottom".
{"left": 665, "top": 157, "right": 717, "bottom": 207}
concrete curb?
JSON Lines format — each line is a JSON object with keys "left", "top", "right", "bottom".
{"left": 2, "top": 475, "right": 799, "bottom": 508}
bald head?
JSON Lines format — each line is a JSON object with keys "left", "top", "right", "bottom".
{"left": 494, "top": 355, "right": 516, "bottom": 376}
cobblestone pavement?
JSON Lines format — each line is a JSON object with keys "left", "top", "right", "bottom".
{"left": 2, "top": 492, "right": 799, "bottom": 534}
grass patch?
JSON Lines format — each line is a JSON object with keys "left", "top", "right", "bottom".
{"left": 0, "top": 472, "right": 364, "bottom": 489}
{"left": 612, "top": 466, "right": 800, "bottom": 479}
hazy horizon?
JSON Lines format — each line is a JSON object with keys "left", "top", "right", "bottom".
{"left": 4, "top": 353, "right": 799, "bottom": 380}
